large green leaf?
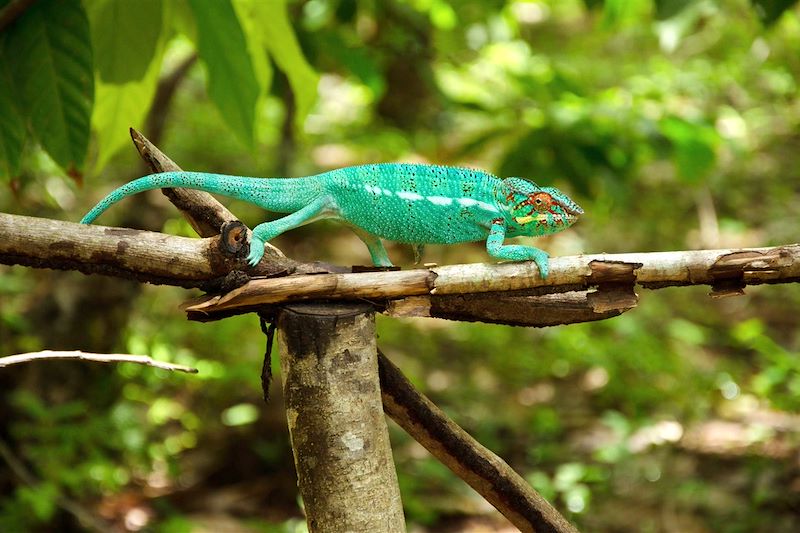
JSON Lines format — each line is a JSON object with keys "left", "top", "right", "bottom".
{"left": 187, "top": 0, "right": 259, "bottom": 146}
{"left": 87, "top": 0, "right": 163, "bottom": 83}
{"left": 5, "top": 0, "right": 93, "bottom": 172}
{"left": 0, "top": 36, "right": 26, "bottom": 180}
{"left": 253, "top": 0, "right": 319, "bottom": 130}
{"left": 231, "top": 0, "right": 273, "bottom": 96}
{"left": 91, "top": 42, "right": 165, "bottom": 173}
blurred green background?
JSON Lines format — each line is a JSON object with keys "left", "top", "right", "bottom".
{"left": 2, "top": 0, "right": 800, "bottom": 531}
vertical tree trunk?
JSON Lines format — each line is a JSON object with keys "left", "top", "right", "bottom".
{"left": 278, "top": 303, "right": 405, "bottom": 532}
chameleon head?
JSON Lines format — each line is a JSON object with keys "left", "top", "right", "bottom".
{"left": 496, "top": 177, "right": 583, "bottom": 236}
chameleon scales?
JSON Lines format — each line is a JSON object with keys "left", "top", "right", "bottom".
{"left": 81, "top": 163, "right": 583, "bottom": 278}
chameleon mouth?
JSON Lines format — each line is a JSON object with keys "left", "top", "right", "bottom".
{"left": 514, "top": 212, "right": 580, "bottom": 225}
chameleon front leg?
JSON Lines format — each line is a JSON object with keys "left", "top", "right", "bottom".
{"left": 247, "top": 196, "right": 335, "bottom": 267}
{"left": 349, "top": 226, "right": 393, "bottom": 267}
{"left": 485, "top": 218, "right": 550, "bottom": 278}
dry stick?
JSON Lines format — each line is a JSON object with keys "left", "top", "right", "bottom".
{"left": 379, "top": 351, "right": 578, "bottom": 533}
{"left": 184, "top": 244, "right": 800, "bottom": 316}
{"left": 0, "top": 350, "right": 197, "bottom": 373}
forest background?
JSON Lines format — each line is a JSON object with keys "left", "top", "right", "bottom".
{"left": 1, "top": 0, "right": 800, "bottom": 531}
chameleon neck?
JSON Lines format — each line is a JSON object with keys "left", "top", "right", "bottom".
{"left": 80, "top": 171, "right": 324, "bottom": 224}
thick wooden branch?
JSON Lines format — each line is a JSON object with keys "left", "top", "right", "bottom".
{"left": 0, "top": 213, "right": 239, "bottom": 289}
{"left": 386, "top": 288, "right": 637, "bottom": 326}
{"left": 379, "top": 350, "right": 578, "bottom": 533}
{"left": 184, "top": 244, "right": 800, "bottom": 318}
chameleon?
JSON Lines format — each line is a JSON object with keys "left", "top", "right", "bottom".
{"left": 80, "top": 163, "right": 583, "bottom": 278}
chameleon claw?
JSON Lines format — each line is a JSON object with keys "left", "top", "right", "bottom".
{"left": 533, "top": 256, "right": 549, "bottom": 279}
{"left": 246, "top": 238, "right": 265, "bottom": 267}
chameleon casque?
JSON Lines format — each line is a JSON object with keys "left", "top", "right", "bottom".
{"left": 81, "top": 163, "right": 583, "bottom": 277}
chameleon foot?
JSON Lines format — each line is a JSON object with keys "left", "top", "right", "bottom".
{"left": 246, "top": 238, "right": 265, "bottom": 267}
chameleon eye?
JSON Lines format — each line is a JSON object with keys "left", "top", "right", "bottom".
{"left": 530, "top": 192, "right": 552, "bottom": 212}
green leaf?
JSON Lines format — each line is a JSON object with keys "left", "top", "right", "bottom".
{"left": 5, "top": 0, "right": 93, "bottom": 172}
{"left": 660, "top": 116, "right": 719, "bottom": 183}
{"left": 231, "top": 0, "right": 274, "bottom": 96}
{"left": 750, "top": 0, "right": 799, "bottom": 25}
{"left": 187, "top": 0, "right": 259, "bottom": 146}
{"left": 87, "top": 0, "right": 163, "bottom": 84}
{"left": 91, "top": 40, "right": 165, "bottom": 173}
{"left": 0, "top": 36, "right": 26, "bottom": 180}
{"left": 253, "top": 0, "right": 319, "bottom": 130}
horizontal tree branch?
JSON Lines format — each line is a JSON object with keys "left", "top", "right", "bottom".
{"left": 0, "top": 213, "right": 240, "bottom": 289}
{"left": 0, "top": 350, "right": 198, "bottom": 373}
{"left": 184, "top": 244, "right": 800, "bottom": 318}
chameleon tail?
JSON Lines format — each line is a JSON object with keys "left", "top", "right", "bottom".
{"left": 80, "top": 171, "right": 324, "bottom": 224}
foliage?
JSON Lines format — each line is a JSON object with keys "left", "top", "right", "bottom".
{"left": 2, "top": 0, "right": 800, "bottom": 531}
{"left": 0, "top": 0, "right": 318, "bottom": 179}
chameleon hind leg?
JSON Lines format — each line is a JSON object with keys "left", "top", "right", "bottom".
{"left": 247, "top": 196, "right": 336, "bottom": 267}
{"left": 349, "top": 226, "right": 393, "bottom": 267}
{"left": 486, "top": 218, "right": 550, "bottom": 278}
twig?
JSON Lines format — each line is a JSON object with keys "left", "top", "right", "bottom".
{"left": 0, "top": 350, "right": 198, "bottom": 373}
{"left": 378, "top": 350, "right": 578, "bottom": 533}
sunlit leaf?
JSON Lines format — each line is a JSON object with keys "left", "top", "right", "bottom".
{"left": 0, "top": 35, "right": 25, "bottom": 180}
{"left": 5, "top": 0, "right": 93, "bottom": 172}
{"left": 87, "top": 0, "right": 163, "bottom": 83}
{"left": 91, "top": 40, "right": 166, "bottom": 173}
{"left": 253, "top": 0, "right": 319, "bottom": 130}
{"left": 231, "top": 0, "right": 274, "bottom": 96}
{"left": 187, "top": 0, "right": 259, "bottom": 146}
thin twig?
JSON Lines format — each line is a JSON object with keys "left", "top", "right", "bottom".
{"left": 0, "top": 350, "right": 198, "bottom": 373}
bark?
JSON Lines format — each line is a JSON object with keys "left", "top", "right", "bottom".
{"left": 183, "top": 245, "right": 800, "bottom": 317}
{"left": 278, "top": 303, "right": 405, "bottom": 533}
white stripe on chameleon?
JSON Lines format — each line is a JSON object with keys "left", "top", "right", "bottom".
{"left": 397, "top": 191, "right": 424, "bottom": 201}
{"left": 427, "top": 195, "right": 453, "bottom": 206}
{"left": 457, "top": 197, "right": 499, "bottom": 213}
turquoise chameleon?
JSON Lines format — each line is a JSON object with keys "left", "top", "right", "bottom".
{"left": 81, "top": 163, "right": 583, "bottom": 278}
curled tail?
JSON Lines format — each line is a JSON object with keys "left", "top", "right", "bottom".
{"left": 80, "top": 171, "right": 325, "bottom": 224}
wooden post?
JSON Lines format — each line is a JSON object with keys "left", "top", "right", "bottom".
{"left": 278, "top": 303, "right": 405, "bottom": 532}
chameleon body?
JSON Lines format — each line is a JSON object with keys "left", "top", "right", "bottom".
{"left": 81, "top": 163, "right": 583, "bottom": 277}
